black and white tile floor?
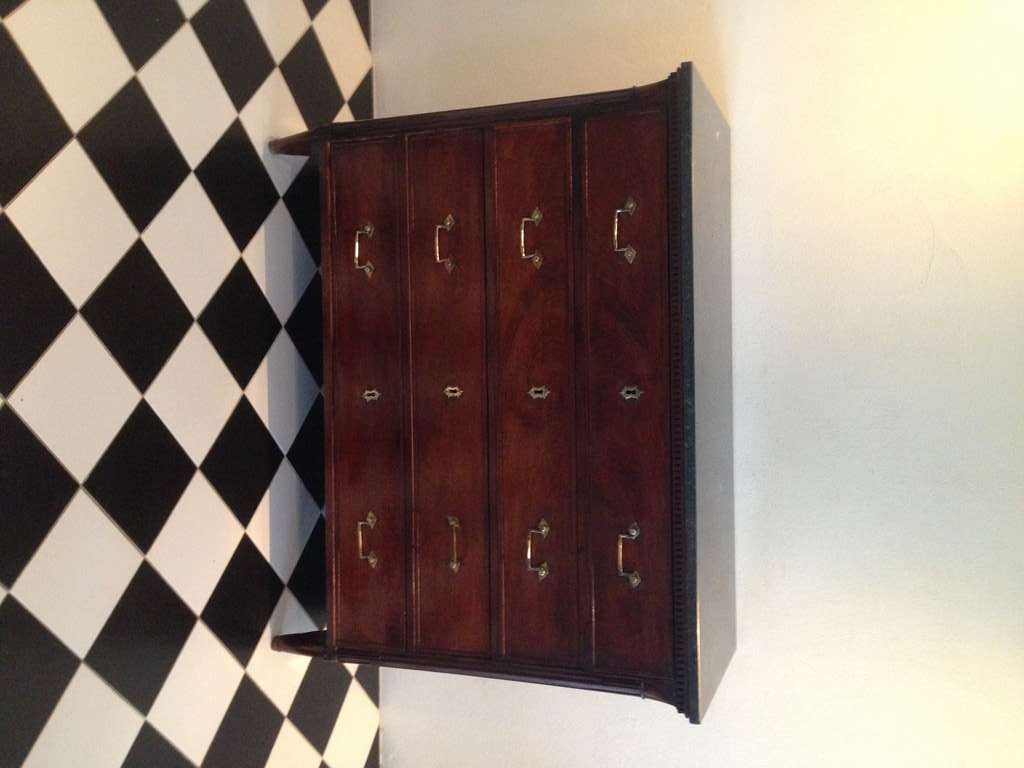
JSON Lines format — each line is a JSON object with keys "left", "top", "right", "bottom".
{"left": 0, "top": 1, "right": 377, "bottom": 766}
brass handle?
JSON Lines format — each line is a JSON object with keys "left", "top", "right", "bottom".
{"left": 526, "top": 518, "right": 551, "bottom": 581}
{"left": 519, "top": 207, "right": 543, "bottom": 268}
{"left": 447, "top": 516, "right": 462, "bottom": 573}
{"left": 617, "top": 522, "right": 641, "bottom": 588}
{"left": 357, "top": 511, "right": 378, "bottom": 568}
{"left": 354, "top": 222, "right": 375, "bottom": 278}
{"left": 613, "top": 196, "right": 638, "bottom": 264}
{"left": 435, "top": 213, "right": 456, "bottom": 273}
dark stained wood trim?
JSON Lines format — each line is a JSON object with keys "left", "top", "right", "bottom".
{"left": 272, "top": 630, "right": 329, "bottom": 657}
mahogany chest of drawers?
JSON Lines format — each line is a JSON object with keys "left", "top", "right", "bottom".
{"left": 270, "top": 63, "right": 734, "bottom": 722}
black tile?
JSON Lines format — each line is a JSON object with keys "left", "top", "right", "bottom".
{"left": 202, "top": 676, "right": 284, "bottom": 768}
{"left": 85, "top": 401, "right": 195, "bottom": 552}
{"left": 285, "top": 273, "right": 322, "bottom": 386}
{"left": 283, "top": 160, "right": 321, "bottom": 263}
{"left": 0, "top": 215, "right": 75, "bottom": 395}
{"left": 286, "top": 395, "right": 324, "bottom": 506}
{"left": 96, "top": 0, "right": 185, "bottom": 69}
{"left": 355, "top": 664, "right": 379, "bottom": 707}
{"left": 81, "top": 240, "right": 192, "bottom": 392}
{"left": 122, "top": 722, "right": 192, "bottom": 768}
{"left": 288, "top": 657, "right": 351, "bottom": 753}
{"left": 0, "top": 597, "right": 79, "bottom": 767}
{"left": 78, "top": 78, "right": 189, "bottom": 231}
{"left": 347, "top": 69, "right": 373, "bottom": 120}
{"left": 287, "top": 515, "right": 325, "bottom": 629}
{"left": 200, "top": 536, "right": 283, "bottom": 667}
{"left": 0, "top": 26, "right": 71, "bottom": 205}
{"left": 0, "top": 407, "right": 77, "bottom": 587}
{"left": 198, "top": 260, "right": 280, "bottom": 388}
{"left": 301, "top": 0, "right": 328, "bottom": 19}
{"left": 85, "top": 562, "right": 196, "bottom": 714}
{"left": 196, "top": 120, "right": 279, "bottom": 250}
{"left": 280, "top": 28, "right": 343, "bottom": 129}
{"left": 192, "top": 0, "right": 275, "bottom": 111}
{"left": 351, "top": 0, "right": 371, "bottom": 47}
{"left": 201, "top": 396, "right": 282, "bottom": 526}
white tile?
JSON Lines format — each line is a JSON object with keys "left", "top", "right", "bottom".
{"left": 6, "top": 141, "right": 137, "bottom": 307}
{"left": 142, "top": 175, "right": 239, "bottom": 316}
{"left": 8, "top": 318, "right": 139, "bottom": 481}
{"left": 323, "top": 674, "right": 379, "bottom": 768}
{"left": 148, "top": 474, "right": 244, "bottom": 614}
{"left": 240, "top": 70, "right": 308, "bottom": 194}
{"left": 12, "top": 491, "right": 142, "bottom": 657}
{"left": 243, "top": 201, "right": 315, "bottom": 323}
{"left": 246, "top": 589, "right": 314, "bottom": 713}
{"left": 23, "top": 665, "right": 143, "bottom": 768}
{"left": 139, "top": 24, "right": 236, "bottom": 169}
{"left": 7, "top": 0, "right": 133, "bottom": 131}
{"left": 313, "top": 0, "right": 372, "bottom": 101}
{"left": 246, "top": 459, "right": 319, "bottom": 581}
{"left": 149, "top": 621, "right": 244, "bottom": 765}
{"left": 146, "top": 325, "right": 240, "bottom": 465}
{"left": 175, "top": 0, "right": 206, "bottom": 18}
{"left": 246, "top": 0, "right": 311, "bottom": 63}
{"left": 266, "top": 719, "right": 322, "bottom": 768}
{"left": 245, "top": 334, "right": 318, "bottom": 453}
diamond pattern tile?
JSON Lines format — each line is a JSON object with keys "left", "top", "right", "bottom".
{"left": 0, "top": 26, "right": 71, "bottom": 206}
{"left": 203, "top": 675, "right": 285, "bottom": 768}
{"left": 81, "top": 239, "right": 192, "bottom": 392}
{"left": 192, "top": 0, "right": 276, "bottom": 111}
{"left": 201, "top": 535, "right": 284, "bottom": 667}
{"left": 6, "top": 0, "right": 133, "bottom": 131}
{"left": 85, "top": 400, "right": 196, "bottom": 552}
{"left": 281, "top": 28, "right": 343, "bottom": 129}
{"left": 197, "top": 120, "right": 280, "bottom": 250}
{"left": 289, "top": 659, "right": 352, "bottom": 753}
{"left": 1, "top": 1, "right": 376, "bottom": 764}
{"left": 0, "top": 407, "right": 77, "bottom": 587}
{"left": 12, "top": 491, "right": 141, "bottom": 657}
{"left": 199, "top": 259, "right": 281, "bottom": 388}
{"left": 0, "top": 215, "right": 74, "bottom": 395}
{"left": 96, "top": 0, "right": 186, "bottom": 69}
{"left": 85, "top": 562, "right": 197, "bottom": 714}
{"left": 78, "top": 78, "right": 190, "bottom": 231}
{"left": 8, "top": 316, "right": 139, "bottom": 482}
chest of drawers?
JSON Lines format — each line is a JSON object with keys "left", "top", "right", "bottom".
{"left": 271, "top": 63, "right": 734, "bottom": 722}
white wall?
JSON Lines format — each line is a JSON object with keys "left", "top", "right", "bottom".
{"left": 371, "top": 2, "right": 1024, "bottom": 765}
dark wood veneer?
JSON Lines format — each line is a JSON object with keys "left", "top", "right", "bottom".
{"left": 272, "top": 64, "right": 734, "bottom": 722}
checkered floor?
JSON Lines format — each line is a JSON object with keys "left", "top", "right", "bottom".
{"left": 0, "top": 1, "right": 377, "bottom": 766}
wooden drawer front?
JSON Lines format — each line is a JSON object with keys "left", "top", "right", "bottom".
{"left": 330, "top": 139, "right": 407, "bottom": 651}
{"left": 583, "top": 111, "right": 672, "bottom": 676}
{"left": 407, "top": 130, "right": 490, "bottom": 654}
{"left": 491, "top": 120, "right": 578, "bottom": 664}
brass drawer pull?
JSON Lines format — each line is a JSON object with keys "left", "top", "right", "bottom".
{"left": 617, "top": 522, "right": 641, "bottom": 588}
{"left": 447, "top": 516, "right": 462, "bottom": 573}
{"left": 354, "top": 222, "right": 375, "bottom": 278}
{"left": 613, "top": 196, "right": 638, "bottom": 264}
{"left": 526, "top": 518, "right": 551, "bottom": 581}
{"left": 435, "top": 213, "right": 456, "bottom": 272}
{"left": 520, "top": 207, "right": 543, "bottom": 268}
{"left": 357, "top": 511, "right": 379, "bottom": 568}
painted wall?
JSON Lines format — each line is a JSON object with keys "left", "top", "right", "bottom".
{"left": 370, "top": 1, "right": 1024, "bottom": 765}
